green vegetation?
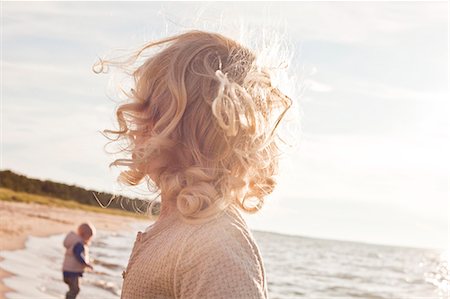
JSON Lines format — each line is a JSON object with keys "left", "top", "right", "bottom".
{"left": 0, "top": 170, "right": 161, "bottom": 216}
{"left": 0, "top": 187, "right": 148, "bottom": 218}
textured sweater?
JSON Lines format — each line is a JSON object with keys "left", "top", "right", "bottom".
{"left": 121, "top": 205, "right": 267, "bottom": 299}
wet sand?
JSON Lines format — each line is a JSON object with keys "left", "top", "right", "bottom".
{"left": 0, "top": 201, "right": 147, "bottom": 299}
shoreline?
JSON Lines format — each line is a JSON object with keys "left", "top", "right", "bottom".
{"left": 0, "top": 200, "right": 149, "bottom": 299}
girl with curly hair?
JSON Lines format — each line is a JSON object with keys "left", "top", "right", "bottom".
{"left": 95, "top": 30, "right": 291, "bottom": 299}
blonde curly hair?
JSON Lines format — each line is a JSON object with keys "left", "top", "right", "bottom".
{"left": 94, "top": 30, "right": 291, "bottom": 221}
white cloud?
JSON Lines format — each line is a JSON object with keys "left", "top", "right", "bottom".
{"left": 304, "top": 79, "right": 333, "bottom": 93}
{"left": 4, "top": 2, "right": 447, "bottom": 50}
{"left": 334, "top": 74, "right": 449, "bottom": 102}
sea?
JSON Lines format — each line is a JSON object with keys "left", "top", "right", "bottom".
{"left": 0, "top": 223, "right": 448, "bottom": 299}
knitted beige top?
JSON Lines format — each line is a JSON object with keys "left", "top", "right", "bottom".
{"left": 121, "top": 205, "right": 267, "bottom": 299}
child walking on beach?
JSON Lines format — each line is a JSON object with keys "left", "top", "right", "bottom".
{"left": 96, "top": 30, "right": 291, "bottom": 298}
{"left": 62, "top": 223, "right": 95, "bottom": 299}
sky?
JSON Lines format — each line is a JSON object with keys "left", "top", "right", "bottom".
{"left": 2, "top": 1, "right": 448, "bottom": 249}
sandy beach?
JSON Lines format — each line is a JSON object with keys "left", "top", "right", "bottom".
{"left": 0, "top": 200, "right": 147, "bottom": 299}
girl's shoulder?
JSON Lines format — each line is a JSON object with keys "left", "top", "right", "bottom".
{"left": 181, "top": 205, "right": 260, "bottom": 257}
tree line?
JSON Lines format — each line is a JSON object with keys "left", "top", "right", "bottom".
{"left": 0, "top": 170, "right": 160, "bottom": 214}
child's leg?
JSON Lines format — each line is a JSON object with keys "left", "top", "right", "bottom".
{"left": 63, "top": 276, "right": 80, "bottom": 299}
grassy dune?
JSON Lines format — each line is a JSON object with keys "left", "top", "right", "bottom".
{"left": 0, "top": 188, "right": 148, "bottom": 219}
